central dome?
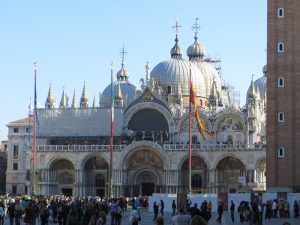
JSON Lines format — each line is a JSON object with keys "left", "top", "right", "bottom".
{"left": 150, "top": 58, "right": 206, "bottom": 96}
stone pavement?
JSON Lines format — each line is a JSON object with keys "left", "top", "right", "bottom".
{"left": 2, "top": 209, "right": 299, "bottom": 225}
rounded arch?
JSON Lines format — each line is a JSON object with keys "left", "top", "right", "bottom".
{"left": 213, "top": 154, "right": 247, "bottom": 170}
{"left": 133, "top": 169, "right": 161, "bottom": 185}
{"left": 125, "top": 149, "right": 163, "bottom": 170}
{"left": 177, "top": 112, "right": 211, "bottom": 132}
{"left": 121, "top": 141, "right": 171, "bottom": 170}
{"left": 47, "top": 155, "right": 75, "bottom": 169}
{"left": 214, "top": 113, "right": 246, "bottom": 132}
{"left": 81, "top": 155, "right": 109, "bottom": 170}
{"left": 179, "top": 155, "right": 208, "bottom": 193}
{"left": 216, "top": 156, "right": 245, "bottom": 170}
{"left": 124, "top": 102, "right": 175, "bottom": 132}
{"left": 178, "top": 155, "right": 209, "bottom": 170}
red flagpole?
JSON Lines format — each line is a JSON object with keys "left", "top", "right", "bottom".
{"left": 109, "top": 61, "right": 114, "bottom": 197}
{"left": 188, "top": 66, "right": 192, "bottom": 193}
{"left": 32, "top": 61, "right": 38, "bottom": 195}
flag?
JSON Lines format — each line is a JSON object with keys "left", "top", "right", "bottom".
{"left": 190, "top": 81, "right": 210, "bottom": 140}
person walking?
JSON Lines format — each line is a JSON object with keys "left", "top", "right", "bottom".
{"left": 153, "top": 201, "right": 159, "bottom": 222}
{"left": 172, "top": 200, "right": 177, "bottom": 216}
{"left": 160, "top": 200, "right": 165, "bottom": 216}
{"left": 230, "top": 200, "right": 235, "bottom": 223}
{"left": 216, "top": 201, "right": 224, "bottom": 223}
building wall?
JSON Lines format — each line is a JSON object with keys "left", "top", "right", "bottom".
{"left": 267, "top": 0, "right": 300, "bottom": 191}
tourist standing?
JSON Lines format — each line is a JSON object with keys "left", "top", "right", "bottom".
{"left": 172, "top": 200, "right": 176, "bottom": 216}
{"left": 153, "top": 201, "right": 159, "bottom": 222}
{"left": 230, "top": 200, "right": 235, "bottom": 223}
{"left": 216, "top": 201, "right": 224, "bottom": 223}
{"left": 160, "top": 200, "right": 164, "bottom": 216}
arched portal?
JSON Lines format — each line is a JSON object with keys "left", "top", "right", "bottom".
{"left": 125, "top": 149, "right": 163, "bottom": 196}
{"left": 180, "top": 156, "right": 207, "bottom": 193}
{"left": 256, "top": 159, "right": 266, "bottom": 190}
{"left": 136, "top": 171, "right": 157, "bottom": 196}
{"left": 83, "top": 156, "right": 108, "bottom": 197}
{"left": 216, "top": 156, "right": 246, "bottom": 193}
{"left": 128, "top": 109, "right": 169, "bottom": 142}
{"left": 49, "top": 159, "right": 75, "bottom": 196}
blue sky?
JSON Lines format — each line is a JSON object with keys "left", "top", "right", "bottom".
{"left": 0, "top": 0, "right": 267, "bottom": 141}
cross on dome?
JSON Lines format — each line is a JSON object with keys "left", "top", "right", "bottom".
{"left": 172, "top": 18, "right": 182, "bottom": 36}
{"left": 192, "top": 18, "right": 201, "bottom": 35}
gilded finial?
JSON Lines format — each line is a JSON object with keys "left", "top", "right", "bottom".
{"left": 172, "top": 17, "right": 182, "bottom": 35}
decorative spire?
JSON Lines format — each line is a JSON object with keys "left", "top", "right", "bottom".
{"left": 115, "top": 81, "right": 123, "bottom": 99}
{"left": 117, "top": 44, "right": 129, "bottom": 81}
{"left": 187, "top": 18, "right": 205, "bottom": 60}
{"left": 45, "top": 81, "right": 55, "bottom": 109}
{"left": 248, "top": 74, "right": 256, "bottom": 99}
{"left": 80, "top": 81, "right": 88, "bottom": 108}
{"left": 59, "top": 87, "right": 68, "bottom": 108}
{"left": 71, "top": 89, "right": 77, "bottom": 108}
{"left": 145, "top": 61, "right": 150, "bottom": 82}
{"left": 171, "top": 19, "right": 182, "bottom": 59}
{"left": 92, "top": 95, "right": 96, "bottom": 108}
{"left": 115, "top": 81, "right": 124, "bottom": 107}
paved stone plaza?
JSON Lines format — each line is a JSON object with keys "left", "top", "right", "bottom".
{"left": 2, "top": 208, "right": 299, "bottom": 225}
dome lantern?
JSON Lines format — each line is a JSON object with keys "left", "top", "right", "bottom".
{"left": 187, "top": 18, "right": 205, "bottom": 60}
{"left": 170, "top": 20, "right": 182, "bottom": 59}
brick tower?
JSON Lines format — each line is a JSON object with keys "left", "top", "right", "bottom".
{"left": 267, "top": 0, "right": 300, "bottom": 192}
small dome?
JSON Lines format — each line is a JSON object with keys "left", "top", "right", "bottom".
{"left": 254, "top": 75, "right": 267, "bottom": 97}
{"left": 101, "top": 81, "right": 137, "bottom": 106}
{"left": 150, "top": 58, "right": 206, "bottom": 97}
{"left": 187, "top": 36, "right": 205, "bottom": 60}
{"left": 116, "top": 61, "right": 129, "bottom": 81}
{"left": 247, "top": 74, "right": 267, "bottom": 100}
{"left": 170, "top": 35, "right": 182, "bottom": 59}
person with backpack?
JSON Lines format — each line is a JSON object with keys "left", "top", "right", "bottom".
{"left": 129, "top": 205, "right": 140, "bottom": 225}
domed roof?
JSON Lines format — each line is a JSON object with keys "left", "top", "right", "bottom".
{"left": 150, "top": 58, "right": 206, "bottom": 97}
{"left": 187, "top": 35, "right": 205, "bottom": 60}
{"left": 254, "top": 75, "right": 267, "bottom": 96}
{"left": 246, "top": 74, "right": 267, "bottom": 100}
{"left": 116, "top": 61, "right": 129, "bottom": 81}
{"left": 191, "top": 60, "right": 221, "bottom": 97}
{"left": 101, "top": 81, "right": 137, "bottom": 106}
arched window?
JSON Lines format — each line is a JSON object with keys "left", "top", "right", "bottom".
{"left": 278, "top": 77, "right": 284, "bottom": 87}
{"left": 278, "top": 147, "right": 285, "bottom": 158}
{"left": 278, "top": 112, "right": 284, "bottom": 122}
{"left": 278, "top": 42, "right": 284, "bottom": 52}
{"left": 277, "top": 8, "right": 284, "bottom": 18}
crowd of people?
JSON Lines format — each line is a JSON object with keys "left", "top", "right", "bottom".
{"left": 0, "top": 195, "right": 148, "bottom": 225}
{"left": 0, "top": 194, "right": 299, "bottom": 225}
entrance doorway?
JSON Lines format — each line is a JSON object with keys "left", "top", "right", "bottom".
{"left": 142, "top": 183, "right": 154, "bottom": 196}
{"left": 61, "top": 188, "right": 72, "bottom": 196}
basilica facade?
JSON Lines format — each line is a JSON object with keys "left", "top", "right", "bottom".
{"left": 6, "top": 21, "right": 267, "bottom": 197}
